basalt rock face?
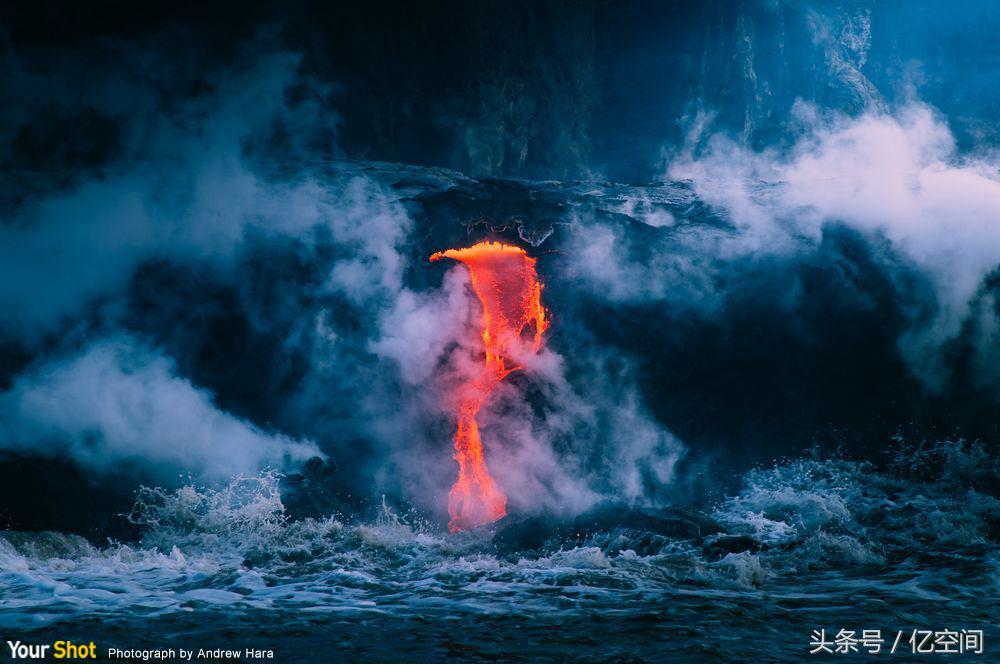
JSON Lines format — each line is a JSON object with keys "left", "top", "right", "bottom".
{"left": 6, "top": 2, "right": 998, "bottom": 183}
{"left": 291, "top": 0, "right": 886, "bottom": 180}
{"left": 287, "top": 0, "right": 1000, "bottom": 180}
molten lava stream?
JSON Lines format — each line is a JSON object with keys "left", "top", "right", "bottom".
{"left": 430, "top": 241, "right": 548, "bottom": 532}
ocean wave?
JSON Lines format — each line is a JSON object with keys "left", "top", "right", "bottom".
{"left": 1, "top": 443, "right": 996, "bottom": 632}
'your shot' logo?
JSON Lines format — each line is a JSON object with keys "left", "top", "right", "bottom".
{"left": 6, "top": 640, "right": 97, "bottom": 659}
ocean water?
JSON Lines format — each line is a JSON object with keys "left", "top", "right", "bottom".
{"left": 2, "top": 442, "right": 997, "bottom": 662}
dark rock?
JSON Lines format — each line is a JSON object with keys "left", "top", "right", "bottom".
{"left": 280, "top": 457, "right": 344, "bottom": 521}
{"left": 571, "top": 503, "right": 723, "bottom": 541}
{"left": 701, "top": 535, "right": 764, "bottom": 561}
{"left": 492, "top": 514, "right": 569, "bottom": 555}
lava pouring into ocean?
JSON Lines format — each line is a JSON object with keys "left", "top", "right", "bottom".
{"left": 430, "top": 241, "right": 548, "bottom": 532}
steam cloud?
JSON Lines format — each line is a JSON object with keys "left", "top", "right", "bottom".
{"left": 669, "top": 102, "right": 1000, "bottom": 389}
{"left": 0, "top": 44, "right": 392, "bottom": 488}
{"left": 567, "top": 102, "right": 1000, "bottom": 398}
{"left": 0, "top": 337, "right": 320, "bottom": 482}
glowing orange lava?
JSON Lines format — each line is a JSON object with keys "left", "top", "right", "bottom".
{"left": 430, "top": 241, "right": 548, "bottom": 532}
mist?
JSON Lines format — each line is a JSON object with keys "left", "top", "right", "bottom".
{"left": 669, "top": 102, "right": 1000, "bottom": 390}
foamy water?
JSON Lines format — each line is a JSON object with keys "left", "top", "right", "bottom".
{"left": 2, "top": 444, "right": 998, "bottom": 661}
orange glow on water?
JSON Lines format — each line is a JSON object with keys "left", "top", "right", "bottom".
{"left": 430, "top": 241, "right": 548, "bottom": 532}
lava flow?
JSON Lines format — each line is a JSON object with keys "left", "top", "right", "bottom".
{"left": 430, "top": 241, "right": 548, "bottom": 532}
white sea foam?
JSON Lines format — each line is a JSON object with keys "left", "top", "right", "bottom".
{"left": 1, "top": 445, "right": 996, "bottom": 630}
